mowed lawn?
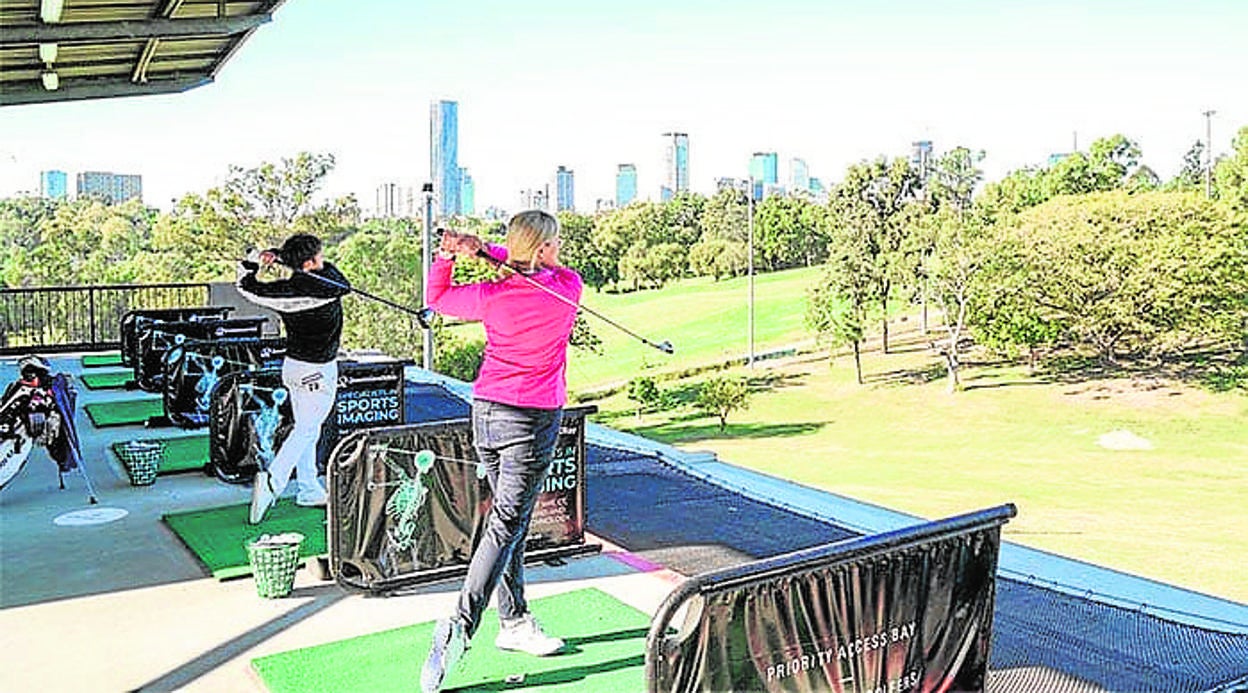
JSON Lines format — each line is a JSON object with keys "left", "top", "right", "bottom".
{"left": 582, "top": 326, "right": 1248, "bottom": 604}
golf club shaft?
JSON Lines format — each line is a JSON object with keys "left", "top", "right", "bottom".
{"left": 472, "top": 249, "right": 673, "bottom": 354}
{"left": 258, "top": 259, "right": 432, "bottom": 326}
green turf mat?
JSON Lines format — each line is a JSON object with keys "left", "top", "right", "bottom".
{"left": 111, "top": 434, "right": 208, "bottom": 475}
{"left": 81, "top": 352, "right": 123, "bottom": 368}
{"left": 163, "top": 501, "right": 327, "bottom": 579}
{"left": 252, "top": 587, "right": 649, "bottom": 693}
{"left": 80, "top": 370, "right": 134, "bottom": 390}
{"left": 83, "top": 398, "right": 164, "bottom": 427}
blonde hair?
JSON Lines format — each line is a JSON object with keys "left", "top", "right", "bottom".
{"left": 505, "top": 210, "right": 560, "bottom": 272}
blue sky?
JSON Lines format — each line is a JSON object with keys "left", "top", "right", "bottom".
{"left": 1, "top": 0, "right": 1245, "bottom": 213}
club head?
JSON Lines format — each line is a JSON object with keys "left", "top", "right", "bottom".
{"left": 655, "top": 340, "right": 675, "bottom": 354}
{"left": 415, "top": 307, "right": 437, "bottom": 330}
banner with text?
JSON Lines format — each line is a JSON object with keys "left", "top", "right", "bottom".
{"left": 327, "top": 407, "right": 593, "bottom": 593}
{"left": 653, "top": 514, "right": 1008, "bottom": 693}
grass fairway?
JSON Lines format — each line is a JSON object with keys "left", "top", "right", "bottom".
{"left": 586, "top": 329, "right": 1248, "bottom": 604}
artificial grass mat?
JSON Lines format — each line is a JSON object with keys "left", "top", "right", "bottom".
{"left": 81, "top": 352, "right": 123, "bottom": 368}
{"left": 111, "top": 434, "right": 208, "bottom": 474}
{"left": 80, "top": 370, "right": 134, "bottom": 390}
{"left": 163, "top": 501, "right": 327, "bottom": 579}
{"left": 251, "top": 587, "right": 650, "bottom": 693}
{"left": 84, "top": 398, "right": 164, "bottom": 427}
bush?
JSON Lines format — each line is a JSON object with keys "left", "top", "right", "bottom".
{"left": 697, "top": 376, "right": 750, "bottom": 432}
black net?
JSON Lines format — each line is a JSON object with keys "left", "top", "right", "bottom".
{"left": 583, "top": 443, "right": 1248, "bottom": 693}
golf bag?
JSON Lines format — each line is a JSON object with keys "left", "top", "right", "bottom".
{"left": 119, "top": 306, "right": 233, "bottom": 367}
{"left": 0, "top": 355, "right": 95, "bottom": 501}
{"left": 161, "top": 337, "right": 286, "bottom": 428}
{"left": 133, "top": 316, "right": 267, "bottom": 392}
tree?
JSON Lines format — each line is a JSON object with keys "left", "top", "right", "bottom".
{"left": 992, "top": 190, "right": 1247, "bottom": 364}
{"left": 697, "top": 376, "right": 750, "bottom": 432}
{"left": 626, "top": 376, "right": 661, "bottom": 420}
{"left": 1214, "top": 125, "right": 1248, "bottom": 211}
{"left": 333, "top": 225, "right": 425, "bottom": 359}
{"left": 828, "top": 157, "right": 921, "bottom": 354}
{"left": 224, "top": 152, "right": 336, "bottom": 227}
{"left": 1166, "top": 140, "right": 1206, "bottom": 191}
{"left": 806, "top": 278, "right": 865, "bottom": 383}
{"left": 926, "top": 147, "right": 985, "bottom": 214}
{"left": 922, "top": 210, "right": 989, "bottom": 392}
{"left": 688, "top": 238, "right": 747, "bottom": 280}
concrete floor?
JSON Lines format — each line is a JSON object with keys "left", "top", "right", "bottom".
{"left": 0, "top": 355, "right": 683, "bottom": 692}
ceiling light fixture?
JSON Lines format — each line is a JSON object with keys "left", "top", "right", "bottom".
{"left": 41, "top": 70, "right": 60, "bottom": 91}
{"left": 39, "top": 42, "right": 58, "bottom": 63}
{"left": 40, "top": 0, "right": 65, "bottom": 23}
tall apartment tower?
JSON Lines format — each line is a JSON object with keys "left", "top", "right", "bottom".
{"left": 789, "top": 157, "right": 810, "bottom": 192}
{"left": 661, "top": 132, "right": 689, "bottom": 201}
{"left": 459, "top": 168, "right": 475, "bottom": 216}
{"left": 40, "top": 170, "right": 68, "bottom": 199}
{"left": 749, "top": 152, "right": 778, "bottom": 200}
{"left": 430, "top": 100, "right": 461, "bottom": 219}
{"left": 911, "top": 140, "right": 934, "bottom": 181}
{"left": 76, "top": 171, "right": 142, "bottom": 204}
{"left": 554, "top": 166, "right": 574, "bottom": 212}
{"left": 616, "top": 164, "right": 637, "bottom": 207}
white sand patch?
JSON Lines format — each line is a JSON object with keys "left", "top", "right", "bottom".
{"left": 1097, "top": 429, "right": 1154, "bottom": 451}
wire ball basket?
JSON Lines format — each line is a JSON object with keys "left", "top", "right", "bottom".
{"left": 246, "top": 532, "right": 305, "bottom": 599}
{"left": 116, "top": 440, "right": 163, "bottom": 486}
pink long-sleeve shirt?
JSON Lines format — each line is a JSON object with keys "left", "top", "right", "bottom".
{"left": 426, "top": 244, "right": 583, "bottom": 409}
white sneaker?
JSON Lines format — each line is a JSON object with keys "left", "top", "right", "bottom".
{"left": 495, "top": 613, "right": 564, "bottom": 656}
{"left": 249, "top": 471, "right": 277, "bottom": 524}
{"left": 421, "top": 618, "right": 468, "bottom": 693}
{"left": 296, "top": 484, "right": 328, "bottom": 508}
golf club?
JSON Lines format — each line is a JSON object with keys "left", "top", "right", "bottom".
{"left": 473, "top": 248, "right": 675, "bottom": 355}
{"left": 244, "top": 258, "right": 436, "bottom": 329}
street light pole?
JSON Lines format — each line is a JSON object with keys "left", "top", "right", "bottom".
{"left": 421, "top": 182, "right": 435, "bottom": 370}
{"left": 747, "top": 176, "right": 755, "bottom": 369}
{"left": 1202, "top": 109, "right": 1216, "bottom": 198}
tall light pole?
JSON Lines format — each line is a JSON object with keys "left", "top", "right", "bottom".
{"left": 1202, "top": 109, "right": 1217, "bottom": 198}
{"left": 747, "top": 177, "right": 755, "bottom": 369}
{"left": 421, "top": 182, "right": 435, "bottom": 370}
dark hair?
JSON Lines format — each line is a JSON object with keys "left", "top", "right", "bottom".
{"left": 278, "top": 233, "right": 322, "bottom": 268}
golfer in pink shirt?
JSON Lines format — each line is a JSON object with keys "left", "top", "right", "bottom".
{"left": 421, "top": 210, "right": 582, "bottom": 693}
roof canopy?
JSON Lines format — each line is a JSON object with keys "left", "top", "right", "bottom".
{"left": 0, "top": 0, "right": 287, "bottom": 106}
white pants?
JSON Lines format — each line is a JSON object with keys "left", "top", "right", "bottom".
{"left": 268, "top": 357, "right": 337, "bottom": 496}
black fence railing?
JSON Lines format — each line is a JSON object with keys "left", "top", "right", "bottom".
{"left": 0, "top": 283, "right": 212, "bottom": 355}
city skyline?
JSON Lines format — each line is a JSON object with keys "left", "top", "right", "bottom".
{"left": 1, "top": 1, "right": 1245, "bottom": 212}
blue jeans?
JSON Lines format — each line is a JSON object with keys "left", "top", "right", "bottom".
{"left": 456, "top": 399, "right": 562, "bottom": 637}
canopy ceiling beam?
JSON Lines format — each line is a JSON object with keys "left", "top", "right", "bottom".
{"left": 0, "top": 14, "right": 269, "bottom": 44}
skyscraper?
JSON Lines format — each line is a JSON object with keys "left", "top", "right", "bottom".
{"left": 749, "top": 152, "right": 778, "bottom": 200}
{"left": 375, "top": 182, "right": 402, "bottom": 218}
{"left": 40, "top": 170, "right": 67, "bottom": 199}
{"left": 661, "top": 132, "right": 689, "bottom": 201}
{"left": 76, "top": 171, "right": 142, "bottom": 204}
{"left": 429, "top": 100, "right": 461, "bottom": 219}
{"left": 789, "top": 158, "right": 810, "bottom": 192}
{"left": 459, "top": 168, "right": 475, "bottom": 216}
{"left": 616, "top": 164, "right": 637, "bottom": 207}
{"left": 911, "top": 140, "right": 934, "bottom": 181}
{"left": 554, "top": 166, "right": 574, "bottom": 212}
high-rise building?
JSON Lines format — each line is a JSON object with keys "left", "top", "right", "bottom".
{"left": 40, "top": 170, "right": 68, "bottom": 199}
{"left": 459, "top": 168, "right": 475, "bottom": 216}
{"left": 430, "top": 99, "right": 461, "bottom": 219}
{"left": 749, "top": 152, "right": 778, "bottom": 200}
{"left": 373, "top": 182, "right": 416, "bottom": 218}
{"left": 76, "top": 171, "right": 142, "bottom": 204}
{"left": 554, "top": 166, "right": 574, "bottom": 212}
{"left": 911, "top": 140, "right": 934, "bottom": 180}
{"left": 790, "top": 158, "right": 810, "bottom": 192}
{"left": 616, "top": 164, "right": 637, "bottom": 207}
{"left": 661, "top": 132, "right": 689, "bottom": 201}
{"left": 519, "top": 186, "right": 549, "bottom": 211}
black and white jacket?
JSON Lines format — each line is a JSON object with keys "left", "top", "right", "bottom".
{"left": 236, "top": 261, "right": 351, "bottom": 364}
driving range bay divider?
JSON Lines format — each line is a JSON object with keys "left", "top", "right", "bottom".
{"left": 645, "top": 503, "right": 1016, "bottom": 693}
{"left": 324, "top": 406, "right": 598, "bottom": 594}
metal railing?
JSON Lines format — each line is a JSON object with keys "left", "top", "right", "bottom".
{"left": 0, "top": 282, "right": 211, "bottom": 355}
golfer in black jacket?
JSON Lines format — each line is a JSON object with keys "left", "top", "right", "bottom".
{"left": 236, "top": 233, "right": 350, "bottom": 524}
